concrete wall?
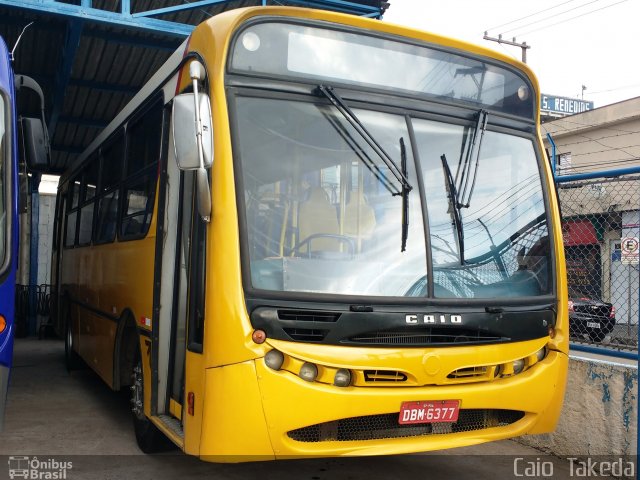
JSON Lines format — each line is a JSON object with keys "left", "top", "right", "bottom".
{"left": 16, "top": 192, "right": 56, "bottom": 287}
{"left": 37, "top": 193, "right": 56, "bottom": 285}
{"left": 520, "top": 355, "right": 638, "bottom": 456}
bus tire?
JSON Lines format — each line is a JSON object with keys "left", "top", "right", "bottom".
{"left": 64, "top": 301, "right": 83, "bottom": 371}
{"left": 131, "top": 345, "right": 168, "bottom": 453}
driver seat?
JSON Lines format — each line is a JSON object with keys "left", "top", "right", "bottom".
{"left": 343, "top": 189, "right": 376, "bottom": 242}
{"left": 298, "top": 187, "right": 340, "bottom": 253}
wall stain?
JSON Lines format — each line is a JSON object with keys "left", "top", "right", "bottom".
{"left": 622, "top": 370, "right": 638, "bottom": 432}
{"left": 601, "top": 383, "right": 611, "bottom": 402}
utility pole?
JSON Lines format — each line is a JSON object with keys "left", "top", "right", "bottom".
{"left": 483, "top": 32, "right": 531, "bottom": 63}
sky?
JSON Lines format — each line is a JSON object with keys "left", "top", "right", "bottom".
{"left": 383, "top": 0, "right": 640, "bottom": 109}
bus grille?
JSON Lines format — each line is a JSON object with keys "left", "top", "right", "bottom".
{"left": 283, "top": 328, "right": 329, "bottom": 342}
{"left": 287, "top": 409, "right": 524, "bottom": 443}
{"left": 348, "top": 328, "right": 505, "bottom": 346}
{"left": 447, "top": 366, "right": 489, "bottom": 379}
{"left": 363, "top": 370, "right": 408, "bottom": 382}
{"left": 277, "top": 309, "right": 341, "bottom": 322}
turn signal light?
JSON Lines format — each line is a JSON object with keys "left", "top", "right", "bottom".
{"left": 0, "top": 315, "right": 5, "bottom": 334}
{"left": 252, "top": 329, "right": 267, "bottom": 344}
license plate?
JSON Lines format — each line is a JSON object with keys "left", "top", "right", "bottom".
{"left": 399, "top": 400, "right": 460, "bottom": 424}
{"left": 586, "top": 322, "right": 601, "bottom": 329}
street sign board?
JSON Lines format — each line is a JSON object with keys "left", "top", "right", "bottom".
{"left": 621, "top": 237, "right": 639, "bottom": 265}
{"left": 541, "top": 94, "right": 594, "bottom": 116}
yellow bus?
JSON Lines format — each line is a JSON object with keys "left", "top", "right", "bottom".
{"left": 52, "top": 6, "right": 568, "bottom": 461}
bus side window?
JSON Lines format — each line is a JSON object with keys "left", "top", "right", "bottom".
{"left": 95, "top": 132, "right": 124, "bottom": 244}
{"left": 120, "top": 99, "right": 162, "bottom": 240}
{"left": 77, "top": 153, "right": 99, "bottom": 246}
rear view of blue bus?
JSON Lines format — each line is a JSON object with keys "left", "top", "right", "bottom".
{"left": 0, "top": 36, "right": 18, "bottom": 429}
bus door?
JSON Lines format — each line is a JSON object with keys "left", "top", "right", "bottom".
{"left": 155, "top": 110, "right": 206, "bottom": 433}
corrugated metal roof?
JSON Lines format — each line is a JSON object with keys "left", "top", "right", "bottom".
{"left": 0, "top": 0, "right": 389, "bottom": 173}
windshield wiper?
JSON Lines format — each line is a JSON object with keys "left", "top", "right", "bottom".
{"left": 317, "top": 84, "right": 413, "bottom": 252}
{"left": 441, "top": 153, "right": 465, "bottom": 264}
{"left": 321, "top": 112, "right": 398, "bottom": 196}
{"left": 455, "top": 109, "right": 488, "bottom": 209}
{"left": 316, "top": 85, "right": 412, "bottom": 196}
{"left": 400, "top": 137, "right": 409, "bottom": 252}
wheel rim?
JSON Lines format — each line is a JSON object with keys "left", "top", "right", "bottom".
{"left": 131, "top": 362, "right": 144, "bottom": 419}
{"left": 66, "top": 325, "right": 73, "bottom": 355}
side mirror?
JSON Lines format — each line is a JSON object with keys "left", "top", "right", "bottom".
{"left": 172, "top": 93, "right": 213, "bottom": 171}
{"left": 19, "top": 117, "right": 50, "bottom": 171}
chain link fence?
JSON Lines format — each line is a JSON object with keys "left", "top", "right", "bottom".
{"left": 557, "top": 174, "right": 639, "bottom": 350}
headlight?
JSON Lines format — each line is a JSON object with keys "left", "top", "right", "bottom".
{"left": 299, "top": 362, "right": 318, "bottom": 382}
{"left": 536, "top": 347, "right": 546, "bottom": 362}
{"left": 512, "top": 359, "right": 525, "bottom": 375}
{"left": 334, "top": 369, "right": 351, "bottom": 387}
{"left": 264, "top": 350, "right": 284, "bottom": 370}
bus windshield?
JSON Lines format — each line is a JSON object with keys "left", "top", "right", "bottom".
{"left": 234, "top": 95, "right": 552, "bottom": 299}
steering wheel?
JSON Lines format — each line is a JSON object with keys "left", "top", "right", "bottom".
{"left": 291, "top": 234, "right": 355, "bottom": 259}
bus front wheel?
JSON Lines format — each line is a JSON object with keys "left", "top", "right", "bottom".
{"left": 130, "top": 347, "right": 168, "bottom": 453}
{"left": 64, "top": 302, "right": 82, "bottom": 371}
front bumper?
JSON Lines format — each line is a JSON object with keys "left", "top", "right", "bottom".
{"left": 198, "top": 340, "right": 568, "bottom": 461}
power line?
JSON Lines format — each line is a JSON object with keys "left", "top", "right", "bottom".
{"left": 569, "top": 144, "right": 640, "bottom": 158}
{"left": 483, "top": 0, "right": 581, "bottom": 33}
{"left": 502, "top": 0, "right": 603, "bottom": 36}
{"left": 516, "top": 0, "right": 630, "bottom": 37}
{"left": 549, "top": 130, "right": 640, "bottom": 148}
{"left": 588, "top": 83, "right": 640, "bottom": 95}
{"left": 545, "top": 118, "right": 639, "bottom": 135}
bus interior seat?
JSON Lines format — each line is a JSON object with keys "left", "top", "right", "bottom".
{"left": 343, "top": 189, "right": 376, "bottom": 240}
{"left": 297, "top": 187, "right": 340, "bottom": 252}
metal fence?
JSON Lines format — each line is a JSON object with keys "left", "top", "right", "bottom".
{"left": 556, "top": 173, "right": 639, "bottom": 351}
{"left": 14, "top": 284, "right": 52, "bottom": 339}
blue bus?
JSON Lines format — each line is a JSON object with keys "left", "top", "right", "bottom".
{"left": 0, "top": 36, "right": 18, "bottom": 428}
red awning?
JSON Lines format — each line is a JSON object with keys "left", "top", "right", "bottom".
{"left": 562, "top": 219, "right": 598, "bottom": 246}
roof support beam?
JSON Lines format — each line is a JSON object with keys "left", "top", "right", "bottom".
{"left": 82, "top": 29, "right": 180, "bottom": 52}
{"left": 268, "top": 0, "right": 380, "bottom": 16}
{"left": 48, "top": 18, "right": 84, "bottom": 138}
{"left": 0, "top": 0, "right": 194, "bottom": 38}
{"left": 133, "top": 0, "right": 229, "bottom": 18}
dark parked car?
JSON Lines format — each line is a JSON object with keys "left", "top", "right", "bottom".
{"left": 568, "top": 289, "right": 616, "bottom": 342}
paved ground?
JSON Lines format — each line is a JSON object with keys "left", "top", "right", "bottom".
{"left": 0, "top": 338, "right": 620, "bottom": 480}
